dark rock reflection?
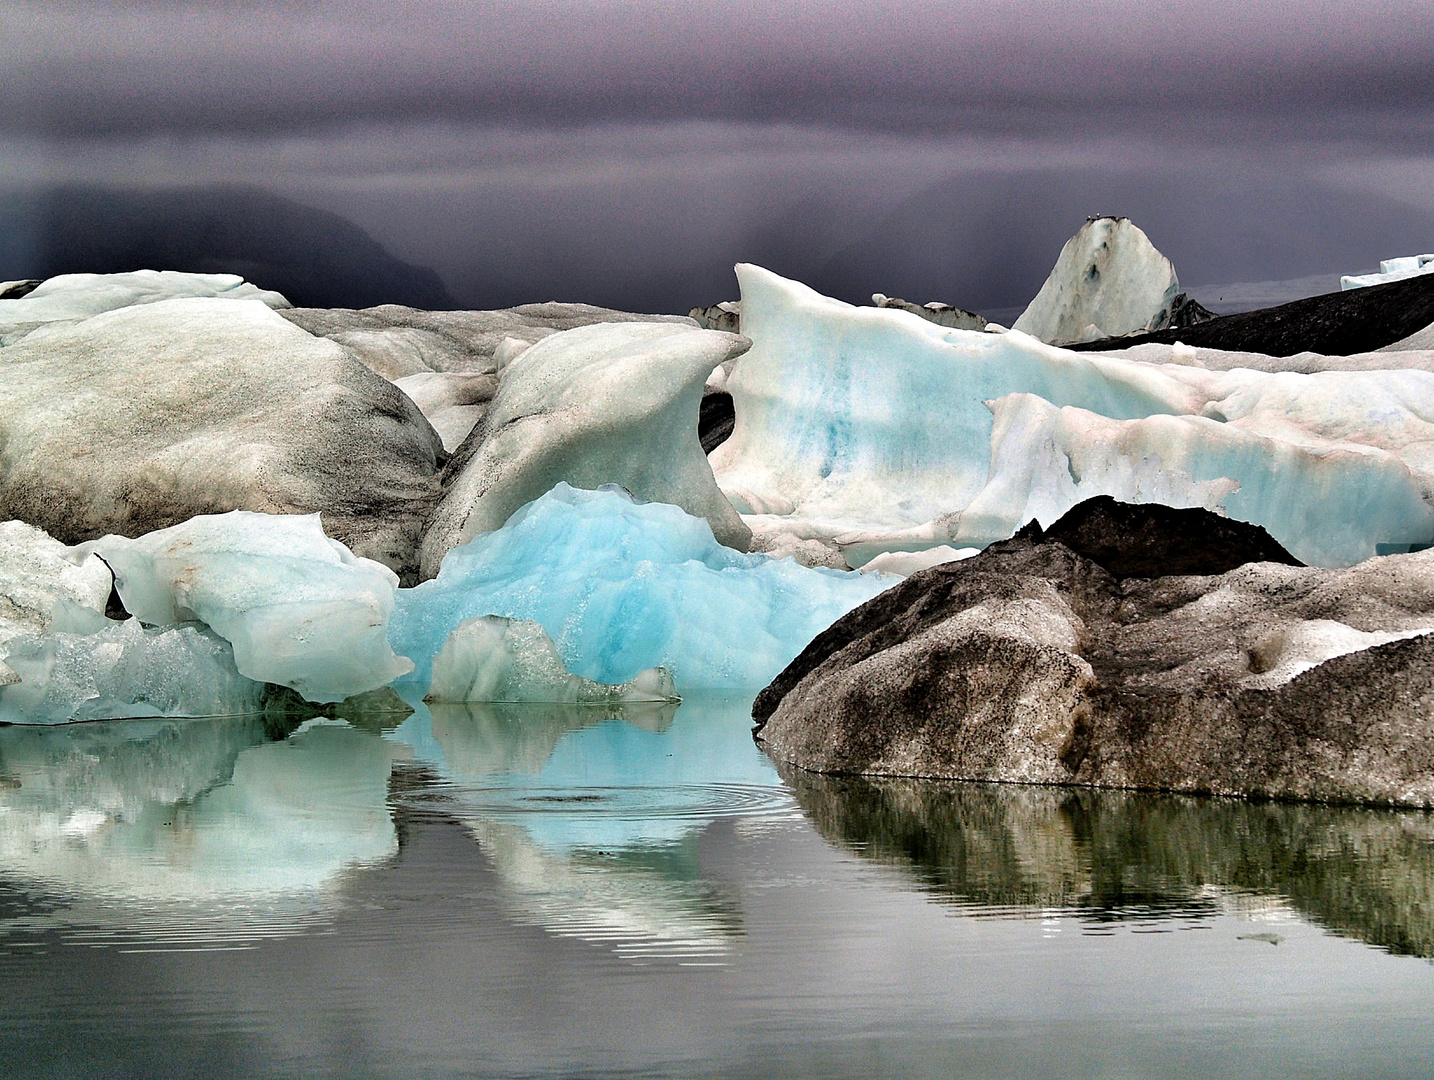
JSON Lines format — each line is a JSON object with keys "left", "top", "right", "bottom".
{"left": 783, "top": 766, "right": 1434, "bottom": 958}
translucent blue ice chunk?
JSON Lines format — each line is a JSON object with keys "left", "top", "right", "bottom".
{"left": 391, "top": 483, "right": 894, "bottom": 692}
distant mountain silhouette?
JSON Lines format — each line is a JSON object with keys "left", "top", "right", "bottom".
{"left": 0, "top": 184, "right": 456, "bottom": 309}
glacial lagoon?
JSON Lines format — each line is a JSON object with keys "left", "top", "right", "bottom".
{"left": 4, "top": 695, "right": 1434, "bottom": 1078}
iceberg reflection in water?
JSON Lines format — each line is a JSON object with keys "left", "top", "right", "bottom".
{"left": 387, "top": 694, "right": 792, "bottom": 962}
{"left": 6, "top": 696, "right": 1434, "bottom": 1075}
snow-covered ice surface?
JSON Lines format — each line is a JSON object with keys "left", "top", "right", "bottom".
{"left": 0, "top": 270, "right": 289, "bottom": 345}
{"left": 82, "top": 511, "right": 412, "bottom": 703}
{"left": 427, "top": 615, "right": 677, "bottom": 704}
{"left": 394, "top": 484, "right": 893, "bottom": 694}
{"left": 712, "top": 264, "right": 1434, "bottom": 568}
{"left": 0, "top": 296, "right": 443, "bottom": 578}
{"left": 420, "top": 321, "right": 752, "bottom": 577}
{"left": 1012, "top": 217, "right": 1180, "bottom": 344}
{"left": 1095, "top": 340, "right": 1434, "bottom": 373}
{"left": 1341, "top": 255, "right": 1434, "bottom": 290}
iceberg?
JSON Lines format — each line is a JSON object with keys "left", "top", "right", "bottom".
{"left": 420, "top": 322, "right": 752, "bottom": 578}
{"left": 1012, "top": 217, "right": 1180, "bottom": 344}
{"left": 965, "top": 393, "right": 1433, "bottom": 566}
{"left": 393, "top": 484, "right": 893, "bottom": 693}
{"left": 84, "top": 511, "right": 412, "bottom": 703}
{"left": 1342, "top": 254, "right": 1434, "bottom": 290}
{"left": 0, "top": 270, "right": 289, "bottom": 345}
{"left": 427, "top": 615, "right": 677, "bottom": 704}
{"left": 0, "top": 296, "right": 443, "bottom": 579}
{"left": 712, "top": 264, "right": 1434, "bottom": 567}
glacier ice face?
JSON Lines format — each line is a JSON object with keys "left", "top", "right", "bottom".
{"left": 0, "top": 519, "right": 113, "bottom": 683}
{"left": 712, "top": 264, "right": 1434, "bottom": 568}
{"left": 427, "top": 615, "right": 678, "bottom": 704}
{"left": 0, "top": 296, "right": 443, "bottom": 579}
{"left": 1012, "top": 218, "right": 1180, "bottom": 345}
{"left": 0, "top": 270, "right": 289, "bottom": 345}
{"left": 393, "top": 483, "right": 893, "bottom": 692}
{"left": 420, "top": 322, "right": 753, "bottom": 578}
{"left": 0, "top": 619, "right": 262, "bottom": 724}
{"left": 84, "top": 511, "right": 412, "bottom": 703}
{"left": 1341, "top": 254, "right": 1434, "bottom": 290}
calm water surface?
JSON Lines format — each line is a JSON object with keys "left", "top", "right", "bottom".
{"left": 2, "top": 694, "right": 1434, "bottom": 1078}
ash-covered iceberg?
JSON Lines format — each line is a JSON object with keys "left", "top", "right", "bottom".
{"left": 1012, "top": 217, "right": 1180, "bottom": 345}
{"left": 393, "top": 483, "right": 893, "bottom": 693}
{"left": 426, "top": 615, "right": 677, "bottom": 704}
{"left": 83, "top": 511, "right": 412, "bottom": 703}
{"left": 0, "top": 296, "right": 443, "bottom": 579}
{"left": 420, "top": 322, "right": 752, "bottom": 578}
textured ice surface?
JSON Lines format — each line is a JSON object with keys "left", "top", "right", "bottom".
{"left": 282, "top": 302, "right": 695, "bottom": 377}
{"left": 84, "top": 511, "right": 412, "bottom": 702}
{"left": 427, "top": 615, "right": 677, "bottom": 703}
{"left": 0, "top": 270, "right": 289, "bottom": 344}
{"left": 0, "top": 619, "right": 262, "bottom": 724}
{"left": 1341, "top": 255, "right": 1434, "bottom": 290}
{"left": 421, "top": 322, "right": 752, "bottom": 577}
{"left": 0, "top": 296, "right": 442, "bottom": 578}
{"left": 0, "top": 717, "right": 398, "bottom": 932}
{"left": 1012, "top": 218, "right": 1180, "bottom": 344}
{"left": 0, "top": 520, "right": 112, "bottom": 683}
{"left": 392, "top": 371, "right": 497, "bottom": 452}
{"left": 393, "top": 484, "right": 893, "bottom": 692}
{"left": 968, "top": 393, "right": 1434, "bottom": 566}
{"left": 1100, "top": 340, "right": 1434, "bottom": 374}
{"left": 713, "top": 264, "right": 1434, "bottom": 567}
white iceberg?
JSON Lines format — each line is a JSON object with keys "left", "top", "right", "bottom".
{"left": 393, "top": 483, "right": 893, "bottom": 693}
{"left": 84, "top": 511, "right": 413, "bottom": 703}
{"left": 0, "top": 270, "right": 289, "bottom": 345}
{"left": 1012, "top": 217, "right": 1180, "bottom": 344}
{"left": 1341, "top": 254, "right": 1434, "bottom": 290}
{"left": 712, "top": 264, "right": 1434, "bottom": 567}
{"left": 420, "top": 322, "right": 752, "bottom": 578}
{"left": 427, "top": 615, "right": 677, "bottom": 704}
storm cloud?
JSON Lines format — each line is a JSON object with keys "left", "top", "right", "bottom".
{"left": 4, "top": 0, "right": 1434, "bottom": 312}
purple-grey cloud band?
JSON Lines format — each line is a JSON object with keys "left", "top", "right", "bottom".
{"left": 6, "top": 0, "right": 1434, "bottom": 137}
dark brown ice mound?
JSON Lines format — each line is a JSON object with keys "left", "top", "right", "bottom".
{"left": 755, "top": 497, "right": 1434, "bottom": 807}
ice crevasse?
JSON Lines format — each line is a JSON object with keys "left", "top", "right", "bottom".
{"left": 711, "top": 264, "right": 1434, "bottom": 568}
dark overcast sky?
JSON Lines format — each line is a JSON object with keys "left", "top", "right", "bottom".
{"left": 4, "top": 0, "right": 1434, "bottom": 311}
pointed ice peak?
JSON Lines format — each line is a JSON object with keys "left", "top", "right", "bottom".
{"left": 1013, "top": 218, "right": 1180, "bottom": 346}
